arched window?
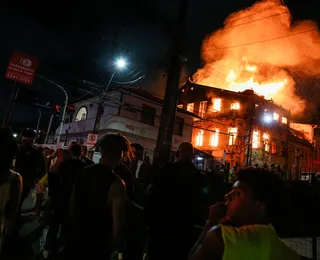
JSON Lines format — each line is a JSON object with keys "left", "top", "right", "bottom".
{"left": 75, "top": 106, "right": 88, "bottom": 121}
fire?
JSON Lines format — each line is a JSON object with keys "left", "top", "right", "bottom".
{"left": 192, "top": 0, "right": 320, "bottom": 114}
{"left": 224, "top": 65, "right": 288, "bottom": 99}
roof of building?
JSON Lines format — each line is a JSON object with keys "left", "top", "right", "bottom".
{"left": 119, "top": 86, "right": 202, "bottom": 119}
{"left": 120, "top": 86, "right": 163, "bottom": 103}
{"left": 182, "top": 81, "right": 290, "bottom": 113}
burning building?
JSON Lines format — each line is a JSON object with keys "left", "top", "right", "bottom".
{"left": 181, "top": 0, "right": 320, "bottom": 177}
{"left": 179, "top": 82, "right": 291, "bottom": 171}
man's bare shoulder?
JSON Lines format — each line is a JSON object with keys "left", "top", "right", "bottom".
{"left": 190, "top": 225, "right": 224, "bottom": 260}
{"left": 109, "top": 176, "right": 126, "bottom": 199}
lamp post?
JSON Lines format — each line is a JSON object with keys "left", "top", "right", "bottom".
{"left": 35, "top": 108, "right": 42, "bottom": 143}
{"left": 92, "top": 58, "right": 127, "bottom": 133}
{"left": 37, "top": 74, "right": 68, "bottom": 144}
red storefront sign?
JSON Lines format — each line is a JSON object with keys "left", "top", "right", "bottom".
{"left": 5, "top": 51, "right": 39, "bottom": 85}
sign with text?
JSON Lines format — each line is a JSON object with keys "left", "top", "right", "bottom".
{"left": 5, "top": 51, "right": 39, "bottom": 85}
{"left": 86, "top": 133, "right": 98, "bottom": 146}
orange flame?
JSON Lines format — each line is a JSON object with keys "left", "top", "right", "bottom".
{"left": 192, "top": 0, "right": 320, "bottom": 114}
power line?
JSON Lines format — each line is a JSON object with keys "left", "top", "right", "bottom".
{"left": 223, "top": 11, "right": 289, "bottom": 31}
{"left": 203, "top": 28, "right": 317, "bottom": 52}
{"left": 227, "top": 2, "right": 283, "bottom": 24}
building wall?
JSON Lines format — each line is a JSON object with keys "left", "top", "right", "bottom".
{"left": 55, "top": 90, "right": 194, "bottom": 160}
{"left": 180, "top": 84, "right": 290, "bottom": 171}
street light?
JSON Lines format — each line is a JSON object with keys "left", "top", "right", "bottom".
{"left": 105, "top": 57, "right": 128, "bottom": 93}
{"left": 92, "top": 57, "right": 128, "bottom": 133}
{"left": 115, "top": 58, "right": 127, "bottom": 70}
{"left": 13, "top": 133, "right": 17, "bottom": 138}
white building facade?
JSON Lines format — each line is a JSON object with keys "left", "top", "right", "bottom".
{"left": 55, "top": 86, "right": 195, "bottom": 161}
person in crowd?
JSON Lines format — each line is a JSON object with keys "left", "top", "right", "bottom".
{"left": 80, "top": 144, "right": 94, "bottom": 166}
{"left": 144, "top": 142, "right": 206, "bottom": 260}
{"left": 115, "top": 141, "right": 146, "bottom": 260}
{"left": 0, "top": 129, "right": 22, "bottom": 257}
{"left": 189, "top": 168, "right": 300, "bottom": 260}
{"left": 114, "top": 140, "right": 134, "bottom": 200}
{"left": 42, "top": 143, "right": 85, "bottom": 259}
{"left": 71, "top": 133, "right": 127, "bottom": 260}
{"left": 14, "top": 129, "right": 46, "bottom": 217}
{"left": 138, "top": 156, "right": 154, "bottom": 186}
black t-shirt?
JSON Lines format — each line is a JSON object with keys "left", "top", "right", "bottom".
{"left": 15, "top": 143, "right": 45, "bottom": 185}
{"left": 59, "top": 159, "right": 86, "bottom": 205}
{"left": 48, "top": 159, "right": 86, "bottom": 202}
{"left": 73, "top": 164, "right": 120, "bottom": 258}
{"left": 144, "top": 161, "right": 206, "bottom": 229}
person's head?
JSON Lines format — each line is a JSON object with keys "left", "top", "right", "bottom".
{"left": 43, "top": 147, "right": 51, "bottom": 157}
{"left": 21, "top": 129, "right": 36, "bottom": 144}
{"left": 96, "top": 133, "right": 130, "bottom": 167}
{"left": 176, "top": 142, "right": 194, "bottom": 162}
{"left": 0, "top": 128, "right": 19, "bottom": 170}
{"left": 68, "top": 142, "right": 77, "bottom": 151}
{"left": 224, "top": 168, "right": 288, "bottom": 227}
{"left": 69, "top": 143, "right": 82, "bottom": 158}
{"left": 81, "top": 145, "right": 88, "bottom": 157}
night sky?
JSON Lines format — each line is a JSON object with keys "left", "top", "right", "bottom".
{"left": 0, "top": 0, "right": 319, "bottom": 131}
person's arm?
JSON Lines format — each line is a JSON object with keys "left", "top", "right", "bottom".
{"left": 108, "top": 178, "right": 126, "bottom": 251}
{"left": 190, "top": 202, "right": 227, "bottom": 256}
{"left": 6, "top": 174, "right": 23, "bottom": 234}
{"left": 189, "top": 226, "right": 224, "bottom": 260}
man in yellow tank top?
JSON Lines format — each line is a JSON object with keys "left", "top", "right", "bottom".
{"left": 190, "top": 168, "right": 301, "bottom": 260}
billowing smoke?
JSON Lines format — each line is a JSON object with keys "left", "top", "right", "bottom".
{"left": 192, "top": 0, "right": 320, "bottom": 114}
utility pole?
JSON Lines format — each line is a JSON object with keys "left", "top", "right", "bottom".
{"left": 37, "top": 74, "right": 68, "bottom": 144}
{"left": 153, "top": 0, "right": 189, "bottom": 168}
{"left": 246, "top": 115, "right": 253, "bottom": 166}
{"left": 246, "top": 96, "right": 254, "bottom": 166}
{"left": 2, "top": 82, "right": 19, "bottom": 128}
{"left": 45, "top": 114, "right": 54, "bottom": 144}
{"left": 92, "top": 72, "right": 116, "bottom": 133}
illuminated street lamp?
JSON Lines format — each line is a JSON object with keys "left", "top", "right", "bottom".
{"left": 13, "top": 133, "right": 17, "bottom": 138}
{"left": 104, "top": 57, "right": 127, "bottom": 93}
{"left": 114, "top": 57, "right": 127, "bottom": 70}
{"left": 92, "top": 57, "right": 127, "bottom": 133}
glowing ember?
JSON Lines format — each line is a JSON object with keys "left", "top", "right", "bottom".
{"left": 192, "top": 0, "right": 320, "bottom": 114}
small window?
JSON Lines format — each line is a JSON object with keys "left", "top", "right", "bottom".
{"left": 187, "top": 103, "right": 194, "bottom": 113}
{"left": 140, "top": 104, "right": 156, "bottom": 125}
{"left": 199, "top": 101, "right": 207, "bottom": 118}
{"left": 75, "top": 106, "right": 88, "bottom": 121}
{"left": 177, "top": 104, "right": 183, "bottom": 109}
{"left": 174, "top": 117, "right": 184, "bottom": 136}
{"left": 263, "top": 133, "right": 270, "bottom": 152}
{"left": 210, "top": 129, "right": 219, "bottom": 147}
{"left": 228, "top": 128, "right": 237, "bottom": 145}
{"left": 282, "top": 117, "right": 288, "bottom": 124}
{"left": 273, "top": 113, "right": 279, "bottom": 121}
{"left": 230, "top": 102, "right": 240, "bottom": 110}
{"left": 213, "top": 98, "right": 221, "bottom": 112}
{"left": 196, "top": 130, "right": 204, "bottom": 146}
{"left": 252, "top": 130, "right": 260, "bottom": 149}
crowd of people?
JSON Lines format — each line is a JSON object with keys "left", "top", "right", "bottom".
{"left": 0, "top": 128, "right": 303, "bottom": 260}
